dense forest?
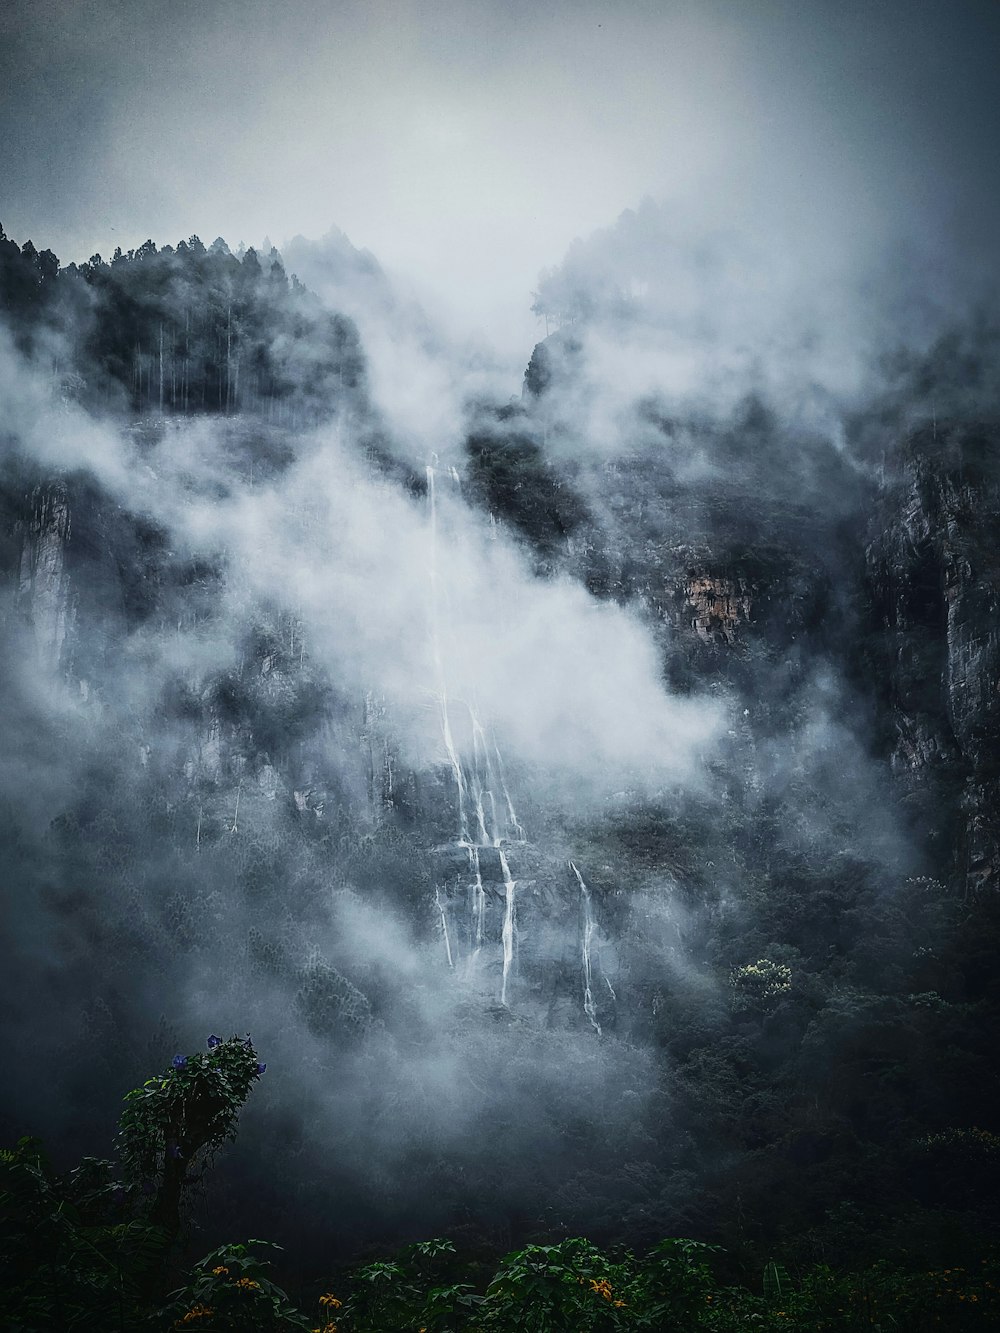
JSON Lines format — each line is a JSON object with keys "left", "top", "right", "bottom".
{"left": 1, "top": 213, "right": 999, "bottom": 1329}
{"left": 0, "top": 224, "right": 367, "bottom": 421}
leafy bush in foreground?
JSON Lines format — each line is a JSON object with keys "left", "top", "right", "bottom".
{"left": 3, "top": 1041, "right": 998, "bottom": 1331}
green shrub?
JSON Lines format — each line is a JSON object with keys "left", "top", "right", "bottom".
{"left": 155, "top": 1240, "right": 310, "bottom": 1332}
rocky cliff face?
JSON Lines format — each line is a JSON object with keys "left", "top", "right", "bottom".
{"left": 5, "top": 320, "right": 1000, "bottom": 1270}
{"left": 505, "top": 334, "right": 1000, "bottom": 908}
{"left": 682, "top": 571, "right": 754, "bottom": 645}
{"left": 866, "top": 424, "right": 1000, "bottom": 893}
{"left": 17, "top": 483, "right": 73, "bottom": 670}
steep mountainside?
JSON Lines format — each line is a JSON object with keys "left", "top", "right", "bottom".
{"left": 1, "top": 225, "right": 999, "bottom": 1270}
{"left": 866, "top": 425, "right": 1000, "bottom": 892}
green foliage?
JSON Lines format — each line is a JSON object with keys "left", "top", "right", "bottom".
{"left": 0, "top": 1134, "right": 169, "bottom": 1331}
{"left": 464, "top": 1235, "right": 721, "bottom": 1332}
{"left": 628, "top": 1238, "right": 720, "bottom": 1327}
{"left": 731, "top": 959, "right": 793, "bottom": 1013}
{"left": 700, "top": 1255, "right": 1000, "bottom": 1331}
{"left": 2, "top": 221, "right": 367, "bottom": 420}
{"left": 0, "top": 1037, "right": 266, "bottom": 1330}
{"left": 5, "top": 1127, "right": 999, "bottom": 1333}
{"left": 117, "top": 1034, "right": 266, "bottom": 1232}
{"left": 336, "top": 1237, "right": 480, "bottom": 1332}
{"left": 318, "top": 1235, "right": 1000, "bottom": 1330}
{"left": 464, "top": 425, "right": 588, "bottom": 559}
{"left": 156, "top": 1240, "right": 311, "bottom": 1332}
{"left": 476, "top": 1236, "right": 628, "bottom": 1331}
{"left": 916, "top": 1127, "right": 1000, "bottom": 1160}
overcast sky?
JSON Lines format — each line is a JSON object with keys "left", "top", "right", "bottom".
{"left": 2, "top": 0, "right": 999, "bottom": 359}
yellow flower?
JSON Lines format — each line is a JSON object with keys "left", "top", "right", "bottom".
{"left": 319, "top": 1294, "right": 343, "bottom": 1308}
{"left": 235, "top": 1277, "right": 261, "bottom": 1291}
{"left": 211, "top": 1266, "right": 229, "bottom": 1276}
{"left": 177, "top": 1304, "right": 214, "bottom": 1324}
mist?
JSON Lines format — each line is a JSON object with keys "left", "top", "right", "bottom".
{"left": 4, "top": 0, "right": 1000, "bottom": 354}
{"left": 2, "top": 0, "right": 1000, "bottom": 1310}
{"left": 0, "top": 282, "right": 728, "bottom": 1257}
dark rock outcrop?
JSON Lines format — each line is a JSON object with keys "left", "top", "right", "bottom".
{"left": 866, "top": 424, "right": 1000, "bottom": 892}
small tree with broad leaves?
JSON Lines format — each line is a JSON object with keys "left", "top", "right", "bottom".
{"left": 117, "top": 1034, "right": 266, "bottom": 1235}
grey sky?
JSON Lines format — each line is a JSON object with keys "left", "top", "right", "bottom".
{"left": 2, "top": 0, "right": 999, "bottom": 358}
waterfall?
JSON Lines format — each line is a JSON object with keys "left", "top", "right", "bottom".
{"left": 428, "top": 460, "right": 466, "bottom": 963}
{"left": 468, "top": 843, "right": 486, "bottom": 960}
{"left": 499, "top": 847, "right": 517, "bottom": 1006}
{"left": 426, "top": 459, "right": 524, "bottom": 1000}
{"left": 434, "top": 886, "right": 454, "bottom": 968}
{"left": 424, "top": 470, "right": 603, "bottom": 1015}
{"left": 570, "top": 862, "right": 602, "bottom": 1034}
{"left": 467, "top": 701, "right": 503, "bottom": 845}
{"left": 466, "top": 700, "right": 526, "bottom": 846}
{"left": 427, "top": 460, "right": 469, "bottom": 844}
{"left": 467, "top": 702, "right": 491, "bottom": 844}
{"left": 493, "top": 742, "right": 526, "bottom": 842}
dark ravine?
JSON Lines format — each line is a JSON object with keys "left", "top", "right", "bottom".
{"left": 1, "top": 226, "right": 999, "bottom": 1276}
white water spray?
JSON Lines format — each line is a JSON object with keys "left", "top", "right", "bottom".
{"left": 493, "top": 743, "right": 526, "bottom": 842}
{"left": 434, "top": 885, "right": 454, "bottom": 968}
{"left": 570, "top": 862, "right": 602, "bottom": 1034}
{"left": 499, "top": 847, "right": 517, "bottom": 1005}
{"left": 427, "top": 460, "right": 469, "bottom": 845}
{"left": 422, "top": 467, "right": 612, "bottom": 1018}
{"left": 467, "top": 843, "right": 486, "bottom": 960}
{"left": 466, "top": 701, "right": 501, "bottom": 845}
{"left": 425, "top": 459, "right": 525, "bottom": 998}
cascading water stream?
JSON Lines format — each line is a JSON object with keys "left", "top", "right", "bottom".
{"left": 426, "top": 461, "right": 471, "bottom": 846}
{"left": 493, "top": 743, "right": 526, "bottom": 843}
{"left": 424, "top": 471, "right": 610, "bottom": 1016}
{"left": 570, "top": 862, "right": 602, "bottom": 1034}
{"left": 499, "top": 847, "right": 517, "bottom": 1006}
{"left": 467, "top": 701, "right": 507, "bottom": 846}
{"left": 425, "top": 460, "right": 528, "bottom": 999}
{"left": 468, "top": 844, "right": 486, "bottom": 959}
{"left": 434, "top": 886, "right": 454, "bottom": 968}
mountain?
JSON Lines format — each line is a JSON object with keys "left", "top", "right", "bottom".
{"left": 1, "top": 219, "right": 998, "bottom": 1274}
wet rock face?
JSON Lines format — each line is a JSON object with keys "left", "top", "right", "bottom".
{"left": 11, "top": 472, "right": 181, "bottom": 684}
{"left": 17, "top": 483, "right": 73, "bottom": 669}
{"left": 866, "top": 425, "right": 1000, "bottom": 892}
{"left": 683, "top": 572, "right": 753, "bottom": 645}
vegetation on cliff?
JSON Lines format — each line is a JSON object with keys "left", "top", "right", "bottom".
{"left": 1, "top": 220, "right": 999, "bottom": 1317}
